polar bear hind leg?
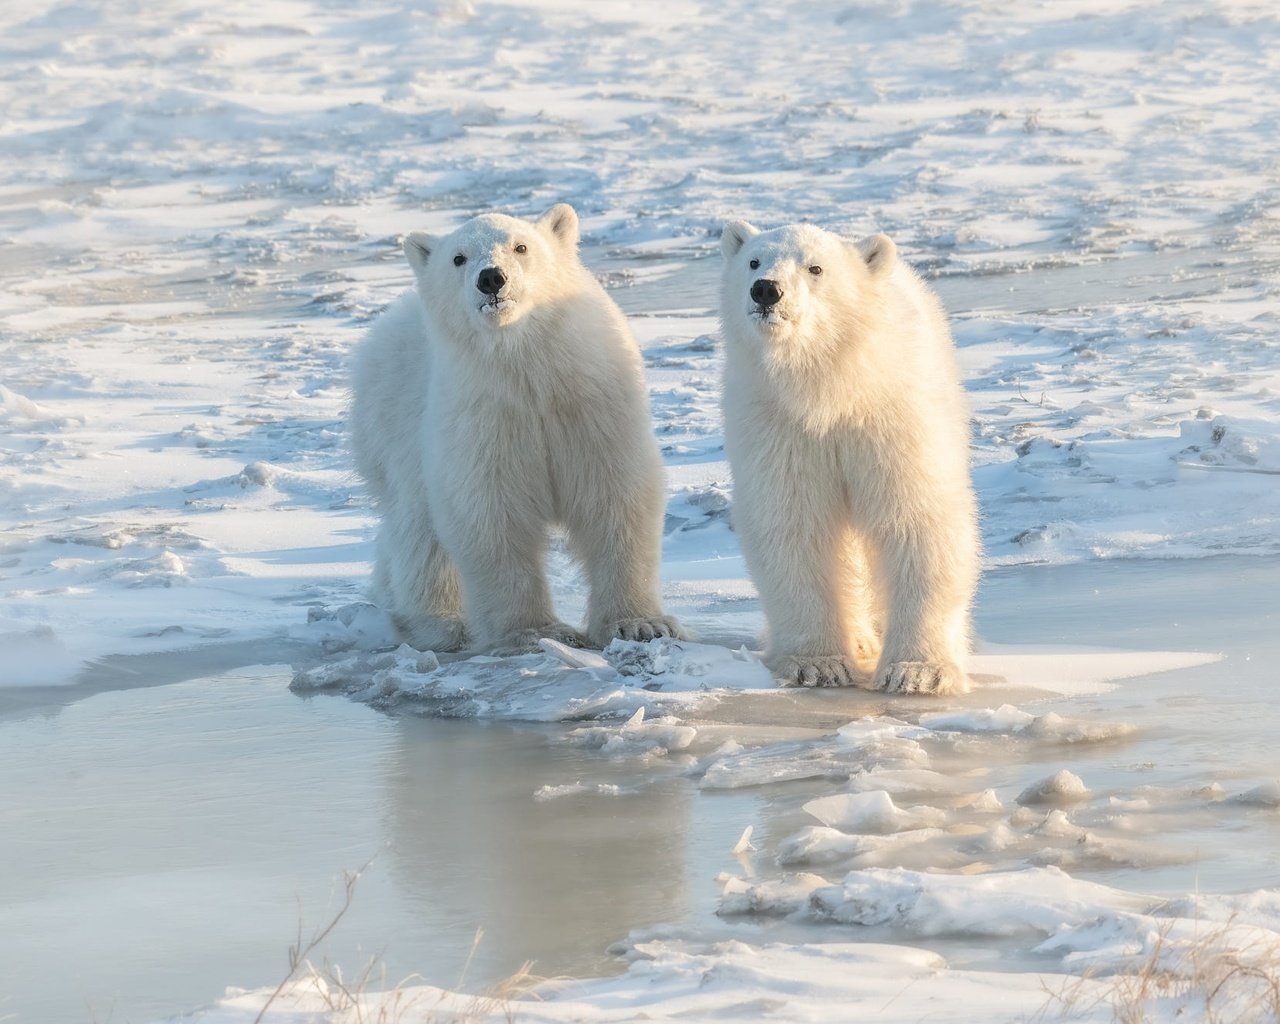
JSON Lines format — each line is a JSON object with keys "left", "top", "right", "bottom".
{"left": 377, "top": 498, "right": 467, "bottom": 652}
{"left": 440, "top": 500, "right": 588, "bottom": 655}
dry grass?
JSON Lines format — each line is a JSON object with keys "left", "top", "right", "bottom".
{"left": 1108, "top": 925, "right": 1280, "bottom": 1024}
{"left": 253, "top": 858, "right": 368, "bottom": 1024}
{"left": 1040, "top": 917, "right": 1280, "bottom": 1023}
{"left": 249, "top": 862, "right": 549, "bottom": 1024}
{"left": 283, "top": 944, "right": 544, "bottom": 1024}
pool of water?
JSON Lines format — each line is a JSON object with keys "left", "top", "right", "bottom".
{"left": 1, "top": 555, "right": 1277, "bottom": 1023}
{"left": 0, "top": 669, "right": 757, "bottom": 1023}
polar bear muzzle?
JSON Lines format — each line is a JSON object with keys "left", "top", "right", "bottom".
{"left": 476, "top": 266, "right": 507, "bottom": 296}
{"left": 750, "top": 278, "right": 783, "bottom": 309}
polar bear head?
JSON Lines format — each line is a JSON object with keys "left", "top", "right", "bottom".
{"left": 403, "top": 204, "right": 583, "bottom": 337}
{"left": 720, "top": 220, "right": 897, "bottom": 364}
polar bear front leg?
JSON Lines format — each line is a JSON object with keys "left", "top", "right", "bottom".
{"left": 870, "top": 526, "right": 975, "bottom": 697}
{"left": 735, "top": 492, "right": 870, "bottom": 689}
{"left": 443, "top": 511, "right": 586, "bottom": 655}
{"left": 572, "top": 488, "right": 685, "bottom": 647}
{"left": 376, "top": 500, "right": 467, "bottom": 652}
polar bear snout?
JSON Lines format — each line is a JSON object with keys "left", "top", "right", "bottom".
{"left": 750, "top": 278, "right": 783, "bottom": 308}
{"left": 476, "top": 266, "right": 507, "bottom": 296}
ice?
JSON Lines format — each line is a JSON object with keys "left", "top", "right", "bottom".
{"left": 968, "top": 645, "right": 1222, "bottom": 697}
{"left": 598, "top": 636, "right": 775, "bottom": 691}
{"left": 1232, "top": 780, "right": 1280, "bottom": 807}
{"left": 967, "top": 789, "right": 1004, "bottom": 813}
{"left": 4, "top": 0, "right": 1280, "bottom": 1020}
{"left": 697, "top": 741, "right": 868, "bottom": 790}
{"left": 1163, "top": 890, "right": 1280, "bottom": 933}
{"left": 1017, "top": 770, "right": 1092, "bottom": 806}
{"left": 1025, "top": 712, "right": 1137, "bottom": 744}
{"left": 568, "top": 705, "right": 697, "bottom": 757}
{"left": 777, "top": 827, "right": 950, "bottom": 869}
{"left": 802, "top": 791, "right": 949, "bottom": 834}
{"left": 303, "top": 602, "right": 398, "bottom": 653}
{"left": 920, "top": 703, "right": 1036, "bottom": 732}
{"left": 718, "top": 873, "right": 831, "bottom": 918}
{"left": 539, "top": 637, "right": 613, "bottom": 671}
{"left": 723, "top": 865, "right": 1152, "bottom": 939}
{"left": 846, "top": 768, "right": 986, "bottom": 798}
{"left": 832, "top": 717, "right": 932, "bottom": 762}
{"left": 291, "top": 636, "right": 774, "bottom": 722}
{"left": 696, "top": 721, "right": 933, "bottom": 791}
{"left": 0, "top": 624, "right": 82, "bottom": 688}
{"left": 920, "top": 704, "right": 1136, "bottom": 743}
{"left": 532, "top": 782, "right": 623, "bottom": 802}
{"left": 289, "top": 643, "right": 441, "bottom": 700}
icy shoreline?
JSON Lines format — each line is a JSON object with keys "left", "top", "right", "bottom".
{"left": 184, "top": 548, "right": 1280, "bottom": 1024}
{"left": 0, "top": 556, "right": 1273, "bottom": 1023}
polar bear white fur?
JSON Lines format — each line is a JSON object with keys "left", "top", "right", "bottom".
{"left": 719, "top": 220, "right": 980, "bottom": 695}
{"left": 350, "top": 204, "right": 682, "bottom": 654}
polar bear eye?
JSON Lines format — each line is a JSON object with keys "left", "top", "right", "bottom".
{"left": 749, "top": 259, "right": 760, "bottom": 270}
{"left": 809, "top": 265, "right": 823, "bottom": 276}
{"left": 514, "top": 243, "right": 528, "bottom": 254}
{"left": 453, "top": 254, "right": 467, "bottom": 267}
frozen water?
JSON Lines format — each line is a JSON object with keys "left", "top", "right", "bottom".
{"left": 801, "top": 790, "right": 950, "bottom": 833}
{"left": 3, "top": 0, "right": 1280, "bottom": 1021}
{"left": 1016, "top": 769, "right": 1091, "bottom": 806}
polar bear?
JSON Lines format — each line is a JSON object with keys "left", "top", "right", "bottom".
{"left": 719, "top": 220, "right": 980, "bottom": 695}
{"left": 350, "top": 204, "right": 682, "bottom": 654}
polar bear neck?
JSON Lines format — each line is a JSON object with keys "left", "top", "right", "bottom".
{"left": 745, "top": 307, "right": 894, "bottom": 415}
{"left": 725, "top": 278, "right": 956, "bottom": 437}
{"left": 423, "top": 287, "right": 626, "bottom": 405}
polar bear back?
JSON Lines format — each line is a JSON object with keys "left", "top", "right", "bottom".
{"left": 350, "top": 291, "right": 433, "bottom": 506}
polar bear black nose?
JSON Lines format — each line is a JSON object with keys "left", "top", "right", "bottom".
{"left": 750, "top": 279, "right": 783, "bottom": 307}
{"left": 476, "top": 267, "right": 507, "bottom": 295}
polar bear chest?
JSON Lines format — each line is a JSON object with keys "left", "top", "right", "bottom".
{"left": 425, "top": 363, "right": 630, "bottom": 527}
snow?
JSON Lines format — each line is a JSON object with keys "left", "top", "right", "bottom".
{"left": 199, "top": 941, "right": 1118, "bottom": 1024}
{"left": 2, "top": 0, "right": 1280, "bottom": 1021}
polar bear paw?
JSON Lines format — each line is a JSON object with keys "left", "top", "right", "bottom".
{"left": 775, "top": 654, "right": 865, "bottom": 688}
{"left": 598, "top": 615, "right": 687, "bottom": 644}
{"left": 490, "top": 622, "right": 589, "bottom": 656}
{"left": 394, "top": 614, "right": 467, "bottom": 653}
{"left": 876, "top": 660, "right": 969, "bottom": 696}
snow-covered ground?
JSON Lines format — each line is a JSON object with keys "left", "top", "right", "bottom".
{"left": 2, "top": 0, "right": 1280, "bottom": 1021}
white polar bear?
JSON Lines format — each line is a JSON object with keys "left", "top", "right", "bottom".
{"left": 719, "top": 220, "right": 980, "bottom": 695}
{"left": 350, "top": 204, "right": 682, "bottom": 654}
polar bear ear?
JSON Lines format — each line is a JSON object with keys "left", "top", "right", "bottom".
{"left": 856, "top": 233, "right": 897, "bottom": 277}
{"left": 721, "top": 220, "right": 759, "bottom": 258}
{"left": 403, "top": 232, "right": 436, "bottom": 278}
{"left": 538, "top": 203, "right": 580, "bottom": 247}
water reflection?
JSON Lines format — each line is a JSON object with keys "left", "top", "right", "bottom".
{"left": 383, "top": 716, "right": 692, "bottom": 984}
